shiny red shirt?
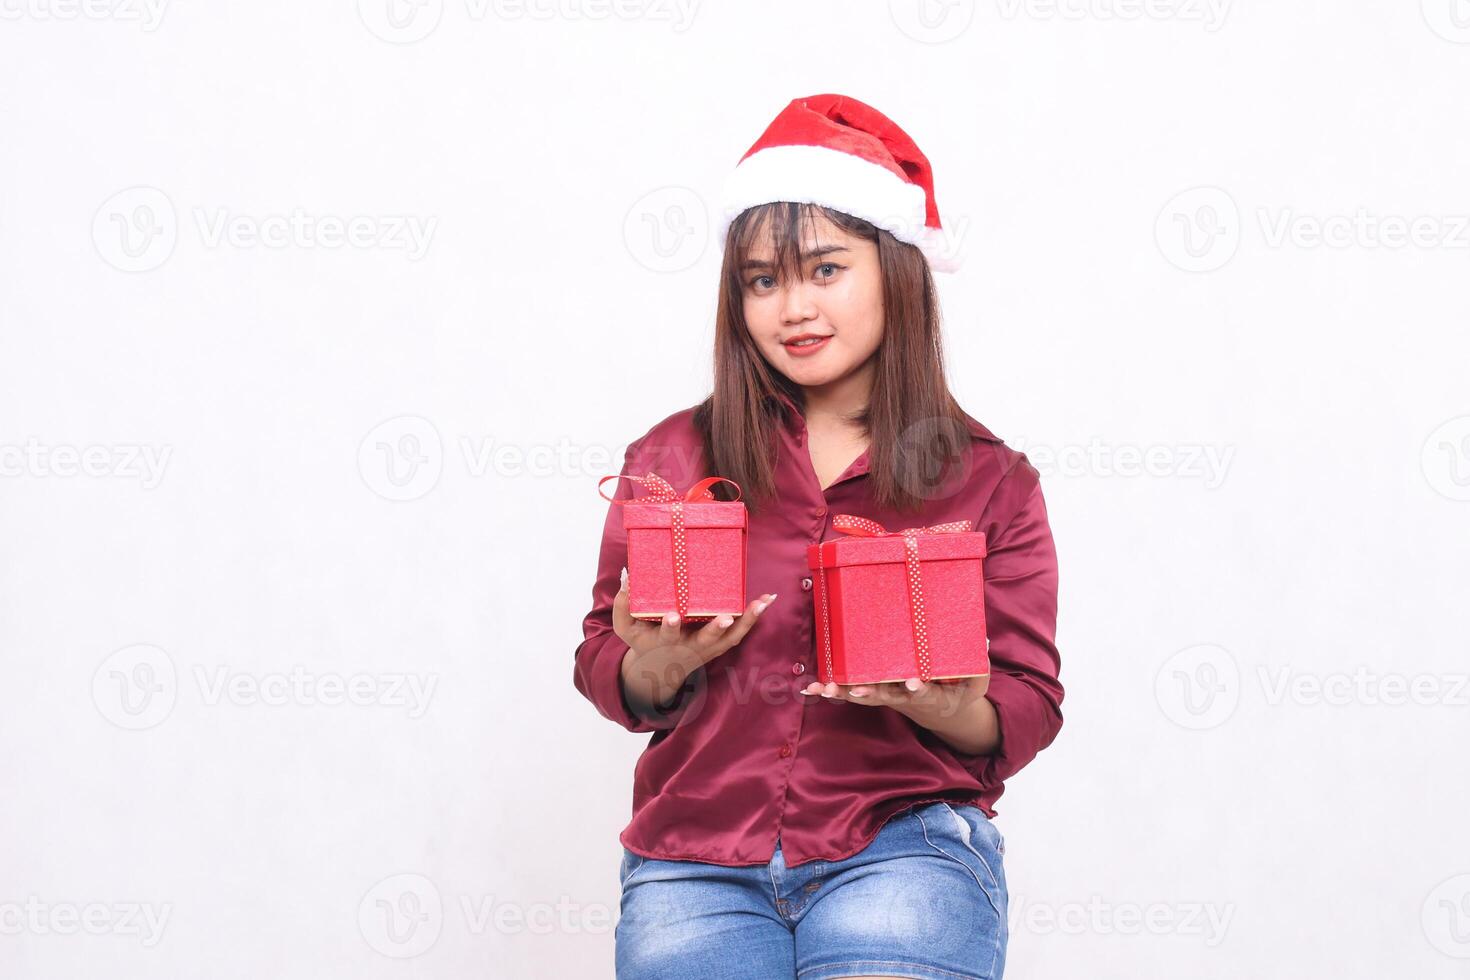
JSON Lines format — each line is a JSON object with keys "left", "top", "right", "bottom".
{"left": 573, "top": 392, "right": 1064, "bottom": 868}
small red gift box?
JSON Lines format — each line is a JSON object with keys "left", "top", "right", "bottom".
{"left": 598, "top": 472, "right": 747, "bottom": 622}
{"left": 806, "top": 515, "right": 989, "bottom": 686}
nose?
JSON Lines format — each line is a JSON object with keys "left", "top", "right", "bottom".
{"left": 779, "top": 282, "right": 817, "bottom": 325}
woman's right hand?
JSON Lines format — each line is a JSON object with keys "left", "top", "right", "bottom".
{"left": 612, "top": 567, "right": 777, "bottom": 715}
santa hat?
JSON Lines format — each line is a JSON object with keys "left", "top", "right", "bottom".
{"left": 716, "top": 93, "right": 960, "bottom": 273}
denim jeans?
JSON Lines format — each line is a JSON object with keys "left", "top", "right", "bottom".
{"left": 616, "top": 800, "right": 1008, "bottom": 980}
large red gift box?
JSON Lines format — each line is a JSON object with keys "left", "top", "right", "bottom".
{"left": 598, "top": 472, "right": 746, "bottom": 622}
{"left": 806, "top": 515, "right": 989, "bottom": 686}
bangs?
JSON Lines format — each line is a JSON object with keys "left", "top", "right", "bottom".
{"left": 730, "top": 202, "right": 874, "bottom": 283}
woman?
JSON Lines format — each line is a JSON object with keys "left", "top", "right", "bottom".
{"left": 574, "top": 93, "right": 1064, "bottom": 980}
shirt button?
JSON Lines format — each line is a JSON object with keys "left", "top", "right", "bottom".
{"left": 791, "top": 662, "right": 806, "bottom": 675}
{"left": 778, "top": 744, "right": 792, "bottom": 758}
{"left": 800, "top": 576, "right": 813, "bottom": 591}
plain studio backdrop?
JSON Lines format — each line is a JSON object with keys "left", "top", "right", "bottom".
{"left": 1, "top": 2, "right": 1468, "bottom": 978}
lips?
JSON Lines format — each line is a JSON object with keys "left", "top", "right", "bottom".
{"left": 782, "top": 334, "right": 832, "bottom": 356}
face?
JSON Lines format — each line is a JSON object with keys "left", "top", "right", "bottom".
{"left": 739, "top": 210, "right": 884, "bottom": 392}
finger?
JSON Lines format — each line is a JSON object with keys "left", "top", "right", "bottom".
{"left": 656, "top": 610, "right": 684, "bottom": 651}
{"left": 800, "top": 681, "right": 877, "bottom": 704}
{"left": 610, "top": 567, "right": 634, "bottom": 634}
{"left": 864, "top": 681, "right": 915, "bottom": 707}
{"left": 695, "top": 612, "right": 736, "bottom": 644}
{"left": 714, "top": 592, "right": 776, "bottom": 649}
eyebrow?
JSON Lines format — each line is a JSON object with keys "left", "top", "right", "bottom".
{"left": 739, "top": 245, "right": 850, "bottom": 273}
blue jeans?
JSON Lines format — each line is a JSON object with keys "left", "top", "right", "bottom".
{"left": 615, "top": 800, "right": 1008, "bottom": 980}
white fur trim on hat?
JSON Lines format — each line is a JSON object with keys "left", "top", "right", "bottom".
{"left": 717, "top": 144, "right": 960, "bottom": 272}
{"left": 719, "top": 144, "right": 929, "bottom": 244}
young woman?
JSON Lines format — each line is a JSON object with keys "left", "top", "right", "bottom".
{"left": 574, "top": 94, "right": 1064, "bottom": 980}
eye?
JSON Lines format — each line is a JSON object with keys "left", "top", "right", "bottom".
{"left": 747, "top": 274, "right": 775, "bottom": 291}
{"left": 815, "top": 262, "right": 842, "bottom": 280}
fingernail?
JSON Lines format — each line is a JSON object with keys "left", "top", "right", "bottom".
{"left": 905, "top": 678, "right": 920, "bottom": 691}
{"left": 851, "top": 688, "right": 869, "bottom": 697}
{"left": 665, "top": 613, "right": 679, "bottom": 626}
{"left": 716, "top": 615, "right": 733, "bottom": 628}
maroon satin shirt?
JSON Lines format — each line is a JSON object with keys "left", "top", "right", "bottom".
{"left": 573, "top": 390, "right": 1064, "bottom": 868}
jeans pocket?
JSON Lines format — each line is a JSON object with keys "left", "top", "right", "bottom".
{"left": 619, "top": 848, "right": 648, "bottom": 890}
{"left": 923, "top": 803, "right": 1006, "bottom": 919}
{"left": 953, "top": 803, "right": 1006, "bottom": 857}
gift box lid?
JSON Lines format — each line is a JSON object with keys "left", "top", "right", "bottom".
{"left": 806, "top": 531, "right": 987, "bottom": 570}
{"left": 621, "top": 500, "right": 748, "bottom": 530}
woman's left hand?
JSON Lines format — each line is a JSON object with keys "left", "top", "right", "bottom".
{"left": 800, "top": 674, "right": 990, "bottom": 722}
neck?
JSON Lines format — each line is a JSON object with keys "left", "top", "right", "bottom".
{"left": 800, "top": 357, "right": 874, "bottom": 431}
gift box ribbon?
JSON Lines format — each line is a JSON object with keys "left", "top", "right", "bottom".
{"left": 822, "top": 515, "right": 975, "bottom": 683}
{"left": 598, "top": 472, "right": 743, "bottom": 620}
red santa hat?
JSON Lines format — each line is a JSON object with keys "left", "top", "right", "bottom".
{"left": 717, "top": 93, "right": 960, "bottom": 273}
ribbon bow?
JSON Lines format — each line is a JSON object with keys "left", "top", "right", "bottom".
{"left": 598, "top": 473, "right": 742, "bottom": 620}
{"left": 820, "top": 514, "right": 975, "bottom": 683}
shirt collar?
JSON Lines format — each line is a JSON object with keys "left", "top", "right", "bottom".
{"left": 770, "top": 388, "right": 1002, "bottom": 444}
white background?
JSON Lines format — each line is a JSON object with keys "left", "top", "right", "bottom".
{"left": 2, "top": 1, "right": 1468, "bottom": 977}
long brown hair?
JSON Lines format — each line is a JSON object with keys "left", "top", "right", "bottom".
{"left": 692, "top": 202, "right": 974, "bottom": 517}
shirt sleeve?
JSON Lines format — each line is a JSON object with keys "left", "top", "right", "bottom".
{"left": 948, "top": 459, "right": 1065, "bottom": 784}
{"left": 571, "top": 436, "right": 698, "bottom": 733}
